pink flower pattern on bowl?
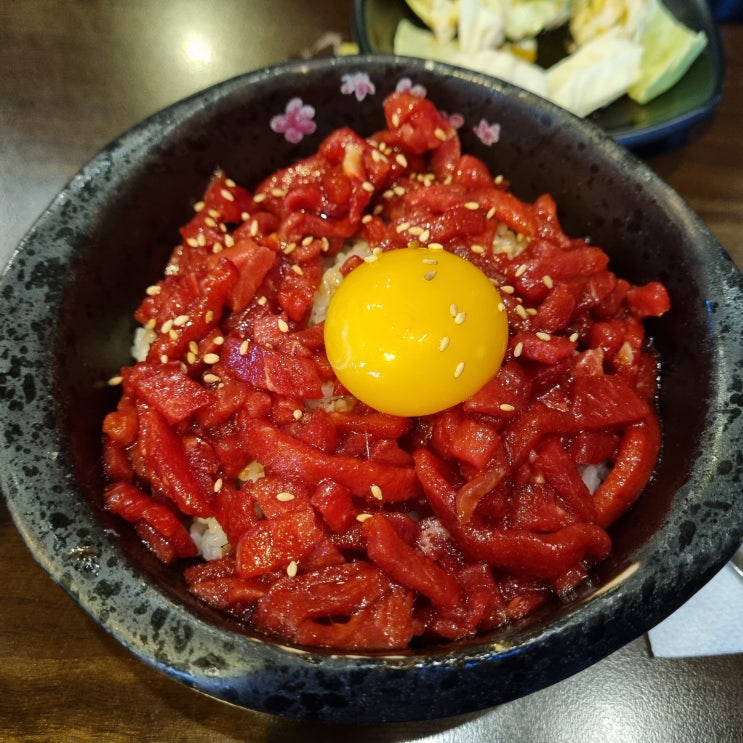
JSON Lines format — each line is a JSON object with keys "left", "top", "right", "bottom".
{"left": 270, "top": 74, "right": 498, "bottom": 147}
{"left": 473, "top": 118, "right": 501, "bottom": 146}
{"left": 442, "top": 111, "right": 465, "bottom": 130}
{"left": 395, "top": 77, "right": 427, "bottom": 99}
{"left": 270, "top": 98, "right": 317, "bottom": 144}
{"left": 341, "top": 72, "right": 376, "bottom": 102}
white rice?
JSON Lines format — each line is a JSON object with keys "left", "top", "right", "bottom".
{"left": 308, "top": 239, "right": 373, "bottom": 325}
{"left": 580, "top": 462, "right": 611, "bottom": 493}
{"left": 190, "top": 517, "right": 230, "bottom": 561}
{"left": 131, "top": 325, "right": 156, "bottom": 362}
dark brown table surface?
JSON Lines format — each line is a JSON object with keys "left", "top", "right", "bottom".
{"left": 1, "top": 2, "right": 742, "bottom": 741}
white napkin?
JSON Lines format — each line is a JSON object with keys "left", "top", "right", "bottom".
{"left": 647, "top": 561, "right": 743, "bottom": 658}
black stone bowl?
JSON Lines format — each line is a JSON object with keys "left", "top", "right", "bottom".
{"left": 1, "top": 56, "right": 742, "bottom": 724}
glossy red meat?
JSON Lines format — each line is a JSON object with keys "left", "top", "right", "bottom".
{"left": 101, "top": 90, "right": 670, "bottom": 651}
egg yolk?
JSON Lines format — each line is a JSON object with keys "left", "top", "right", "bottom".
{"left": 324, "top": 247, "right": 509, "bottom": 417}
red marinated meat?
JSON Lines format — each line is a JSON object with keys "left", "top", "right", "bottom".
{"left": 102, "top": 90, "right": 670, "bottom": 651}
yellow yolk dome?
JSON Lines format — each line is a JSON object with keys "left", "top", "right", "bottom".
{"left": 323, "top": 246, "right": 509, "bottom": 417}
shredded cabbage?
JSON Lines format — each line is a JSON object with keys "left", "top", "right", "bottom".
{"left": 398, "top": 0, "right": 707, "bottom": 116}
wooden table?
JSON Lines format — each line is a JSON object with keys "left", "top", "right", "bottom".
{"left": 1, "top": 2, "right": 741, "bottom": 741}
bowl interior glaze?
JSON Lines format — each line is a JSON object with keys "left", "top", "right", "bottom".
{"left": 1, "top": 56, "right": 742, "bottom": 723}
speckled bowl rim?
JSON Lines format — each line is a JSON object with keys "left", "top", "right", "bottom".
{"left": 1, "top": 55, "right": 742, "bottom": 723}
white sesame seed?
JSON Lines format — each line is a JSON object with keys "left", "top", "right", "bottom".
{"left": 283, "top": 243, "right": 296, "bottom": 255}
{"left": 391, "top": 113, "right": 401, "bottom": 128}
{"left": 276, "top": 492, "right": 295, "bottom": 502}
{"left": 454, "top": 361, "right": 465, "bottom": 378}
{"left": 213, "top": 336, "right": 224, "bottom": 346}
{"left": 396, "top": 222, "right": 410, "bottom": 234}
{"left": 293, "top": 409, "right": 303, "bottom": 420}
{"left": 220, "top": 189, "right": 234, "bottom": 202}
{"left": 486, "top": 206, "right": 496, "bottom": 219}
{"left": 286, "top": 560, "right": 298, "bottom": 577}
{"left": 107, "top": 375, "right": 123, "bottom": 386}
{"left": 439, "top": 336, "right": 450, "bottom": 351}
{"left": 356, "top": 513, "right": 373, "bottom": 522}
{"left": 253, "top": 193, "right": 267, "bottom": 203}
{"left": 450, "top": 304, "right": 458, "bottom": 318}
{"left": 393, "top": 185, "right": 406, "bottom": 196}
{"left": 454, "top": 311, "right": 466, "bottom": 325}
{"left": 569, "top": 332, "right": 579, "bottom": 343}
{"left": 291, "top": 264, "right": 304, "bottom": 276}
{"left": 536, "top": 332, "right": 551, "bottom": 341}
{"left": 515, "top": 264, "right": 527, "bottom": 278}
{"left": 146, "top": 318, "right": 156, "bottom": 330}
{"left": 224, "top": 234, "right": 235, "bottom": 248}
{"left": 277, "top": 318, "right": 289, "bottom": 333}
{"left": 408, "top": 226, "right": 424, "bottom": 236}
{"left": 250, "top": 220, "right": 258, "bottom": 236}
{"left": 203, "top": 373, "right": 221, "bottom": 384}
{"left": 497, "top": 303, "right": 505, "bottom": 313}
{"left": 495, "top": 174, "right": 504, "bottom": 185}
{"left": 159, "top": 354, "right": 168, "bottom": 364}
{"left": 271, "top": 188, "right": 286, "bottom": 198}
{"left": 515, "top": 304, "right": 528, "bottom": 320}
{"left": 256, "top": 296, "right": 267, "bottom": 306}
{"left": 203, "top": 353, "right": 220, "bottom": 364}
{"left": 434, "top": 127, "right": 447, "bottom": 141}
{"left": 499, "top": 403, "right": 515, "bottom": 412}
{"left": 543, "top": 275, "right": 554, "bottom": 289}
{"left": 160, "top": 319, "right": 174, "bottom": 334}
{"left": 363, "top": 254, "right": 378, "bottom": 263}
{"left": 526, "top": 308, "right": 538, "bottom": 316}
{"left": 205, "top": 217, "right": 217, "bottom": 228}
{"left": 395, "top": 153, "right": 408, "bottom": 168}
{"left": 212, "top": 243, "right": 223, "bottom": 254}
{"left": 418, "top": 229, "right": 430, "bottom": 242}
{"left": 361, "top": 214, "right": 373, "bottom": 224}
{"left": 187, "top": 352, "right": 197, "bottom": 365}
{"left": 382, "top": 189, "right": 395, "bottom": 200}
{"left": 239, "top": 340, "right": 250, "bottom": 355}
{"left": 205, "top": 310, "right": 215, "bottom": 322}
{"left": 186, "top": 237, "right": 199, "bottom": 248}
{"left": 173, "top": 314, "right": 190, "bottom": 327}
{"left": 422, "top": 257, "right": 438, "bottom": 265}
{"left": 193, "top": 200, "right": 205, "bottom": 212}
{"left": 145, "top": 285, "right": 161, "bottom": 296}
{"left": 470, "top": 244, "right": 485, "bottom": 254}
{"left": 362, "top": 181, "right": 374, "bottom": 193}
{"left": 514, "top": 342, "right": 523, "bottom": 358}
{"left": 500, "top": 285, "right": 515, "bottom": 294}
{"left": 428, "top": 242, "right": 444, "bottom": 251}
{"left": 424, "top": 270, "right": 437, "bottom": 281}
{"left": 370, "top": 484, "right": 383, "bottom": 501}
{"left": 213, "top": 478, "right": 223, "bottom": 493}
{"left": 464, "top": 201, "right": 480, "bottom": 210}
{"left": 168, "top": 329, "right": 178, "bottom": 341}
